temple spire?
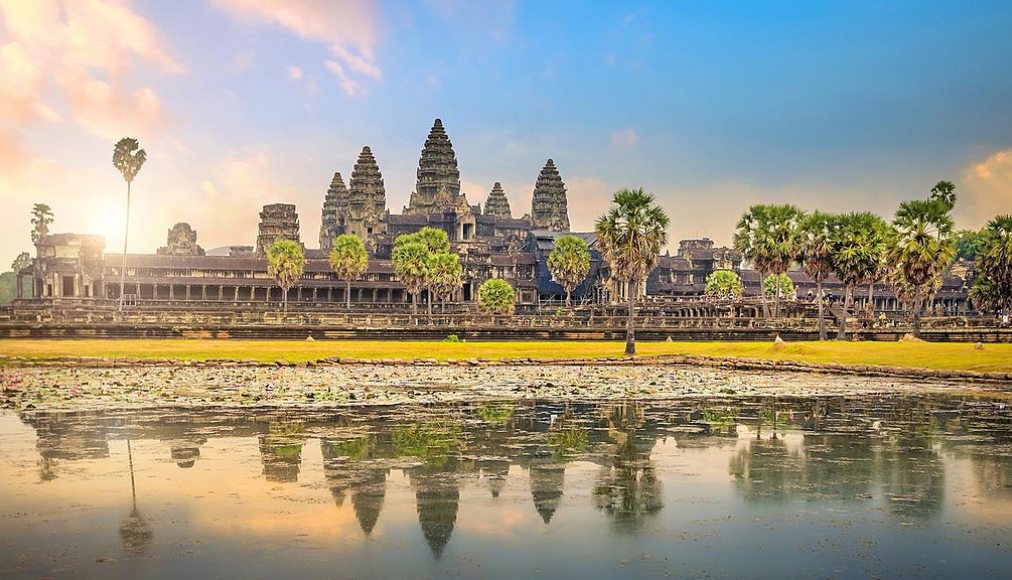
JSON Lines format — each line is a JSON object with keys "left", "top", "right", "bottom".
{"left": 483, "top": 182, "right": 512, "bottom": 219}
{"left": 319, "top": 172, "right": 348, "bottom": 250}
{"left": 407, "top": 118, "right": 461, "bottom": 215}
{"left": 530, "top": 159, "right": 570, "bottom": 231}
{"left": 345, "top": 146, "right": 388, "bottom": 243}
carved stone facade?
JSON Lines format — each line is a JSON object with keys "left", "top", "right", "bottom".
{"left": 255, "top": 204, "right": 300, "bottom": 255}
{"left": 319, "top": 172, "right": 348, "bottom": 250}
{"left": 406, "top": 118, "right": 461, "bottom": 216}
{"left": 157, "top": 223, "right": 204, "bottom": 256}
{"left": 530, "top": 159, "right": 570, "bottom": 232}
{"left": 483, "top": 182, "right": 512, "bottom": 219}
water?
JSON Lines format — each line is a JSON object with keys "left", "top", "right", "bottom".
{"left": 2, "top": 396, "right": 1011, "bottom": 578}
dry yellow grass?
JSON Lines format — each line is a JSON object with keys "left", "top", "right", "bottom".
{"left": 0, "top": 339, "right": 1009, "bottom": 373}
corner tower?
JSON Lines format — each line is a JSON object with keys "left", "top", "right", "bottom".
{"left": 483, "top": 182, "right": 512, "bottom": 219}
{"left": 345, "top": 146, "right": 388, "bottom": 243}
{"left": 319, "top": 172, "right": 348, "bottom": 250}
{"left": 530, "top": 159, "right": 570, "bottom": 231}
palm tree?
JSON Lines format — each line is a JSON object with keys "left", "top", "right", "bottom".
{"left": 734, "top": 204, "right": 805, "bottom": 318}
{"left": 831, "top": 212, "right": 889, "bottom": 339}
{"left": 547, "top": 235, "right": 591, "bottom": 306}
{"left": 112, "top": 138, "right": 147, "bottom": 311}
{"left": 30, "top": 203, "right": 54, "bottom": 244}
{"left": 929, "top": 180, "right": 957, "bottom": 210}
{"left": 863, "top": 216, "right": 892, "bottom": 315}
{"left": 887, "top": 199, "right": 955, "bottom": 337}
{"left": 392, "top": 239, "right": 429, "bottom": 315}
{"left": 328, "top": 234, "right": 368, "bottom": 308}
{"left": 427, "top": 252, "right": 463, "bottom": 311}
{"left": 969, "top": 215, "right": 1012, "bottom": 315}
{"left": 595, "top": 188, "right": 669, "bottom": 355}
{"left": 797, "top": 211, "right": 835, "bottom": 340}
{"left": 266, "top": 239, "right": 306, "bottom": 314}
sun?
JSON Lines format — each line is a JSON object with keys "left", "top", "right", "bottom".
{"left": 84, "top": 199, "right": 126, "bottom": 251}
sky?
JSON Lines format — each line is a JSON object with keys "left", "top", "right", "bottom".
{"left": 2, "top": 0, "right": 1012, "bottom": 264}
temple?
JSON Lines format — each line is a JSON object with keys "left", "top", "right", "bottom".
{"left": 12, "top": 117, "right": 974, "bottom": 315}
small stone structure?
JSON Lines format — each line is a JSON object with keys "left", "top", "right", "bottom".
{"left": 157, "top": 223, "right": 204, "bottom": 256}
{"left": 256, "top": 204, "right": 300, "bottom": 255}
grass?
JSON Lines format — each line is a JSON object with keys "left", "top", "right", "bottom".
{"left": 0, "top": 338, "right": 1010, "bottom": 373}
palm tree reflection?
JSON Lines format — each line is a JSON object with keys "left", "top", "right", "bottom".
{"left": 119, "top": 438, "right": 153, "bottom": 554}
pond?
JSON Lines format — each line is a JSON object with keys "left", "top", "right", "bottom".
{"left": 2, "top": 395, "right": 1011, "bottom": 578}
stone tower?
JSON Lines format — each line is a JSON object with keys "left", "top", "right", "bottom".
{"left": 319, "top": 172, "right": 348, "bottom": 250}
{"left": 530, "top": 159, "right": 570, "bottom": 231}
{"left": 157, "top": 223, "right": 204, "bottom": 256}
{"left": 483, "top": 182, "right": 512, "bottom": 219}
{"left": 407, "top": 118, "right": 461, "bottom": 215}
{"left": 345, "top": 146, "right": 387, "bottom": 243}
{"left": 256, "top": 203, "right": 300, "bottom": 255}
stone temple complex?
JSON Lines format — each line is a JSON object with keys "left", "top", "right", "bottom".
{"left": 12, "top": 118, "right": 973, "bottom": 315}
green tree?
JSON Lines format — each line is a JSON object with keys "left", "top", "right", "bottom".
{"left": 863, "top": 216, "right": 893, "bottom": 315}
{"left": 411, "top": 226, "right": 451, "bottom": 254}
{"left": 12, "top": 251, "right": 31, "bottom": 273}
{"left": 478, "top": 278, "right": 515, "bottom": 315}
{"left": 595, "top": 188, "right": 669, "bottom": 355}
{"left": 328, "top": 234, "right": 368, "bottom": 308}
{"left": 392, "top": 239, "right": 430, "bottom": 315}
{"left": 734, "top": 204, "right": 805, "bottom": 318}
{"left": 547, "top": 235, "right": 591, "bottom": 306}
{"left": 763, "top": 273, "right": 795, "bottom": 300}
{"left": 266, "top": 239, "right": 305, "bottom": 314}
{"left": 30, "top": 203, "right": 53, "bottom": 244}
{"left": 953, "top": 229, "right": 985, "bottom": 261}
{"left": 112, "top": 137, "right": 147, "bottom": 311}
{"left": 831, "top": 212, "right": 890, "bottom": 339}
{"left": 796, "top": 211, "right": 835, "bottom": 340}
{"left": 929, "top": 180, "right": 957, "bottom": 211}
{"left": 427, "top": 251, "right": 463, "bottom": 311}
{"left": 704, "top": 270, "right": 743, "bottom": 298}
{"left": 969, "top": 215, "right": 1012, "bottom": 315}
{"left": 887, "top": 199, "right": 955, "bottom": 336}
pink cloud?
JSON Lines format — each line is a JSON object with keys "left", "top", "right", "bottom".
{"left": 214, "top": 0, "right": 382, "bottom": 96}
{"left": 959, "top": 149, "right": 1012, "bottom": 228}
{"left": 609, "top": 128, "right": 639, "bottom": 149}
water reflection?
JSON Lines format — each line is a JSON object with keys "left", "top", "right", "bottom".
{"left": 3, "top": 395, "right": 1012, "bottom": 577}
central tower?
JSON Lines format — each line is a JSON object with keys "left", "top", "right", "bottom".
{"left": 406, "top": 118, "right": 461, "bottom": 215}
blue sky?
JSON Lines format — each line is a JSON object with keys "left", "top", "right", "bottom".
{"left": 2, "top": 0, "right": 1011, "bottom": 263}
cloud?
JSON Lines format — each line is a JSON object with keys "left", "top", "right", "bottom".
{"left": 286, "top": 65, "right": 304, "bottom": 80}
{"left": 0, "top": 0, "right": 182, "bottom": 141}
{"left": 959, "top": 149, "right": 1012, "bottom": 227}
{"left": 609, "top": 128, "right": 639, "bottom": 149}
{"left": 213, "top": 0, "right": 382, "bottom": 96}
{"left": 565, "top": 176, "right": 613, "bottom": 231}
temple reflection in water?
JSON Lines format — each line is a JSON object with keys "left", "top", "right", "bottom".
{"left": 8, "top": 395, "right": 1012, "bottom": 572}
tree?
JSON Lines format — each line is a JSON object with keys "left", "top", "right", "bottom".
{"left": 929, "top": 180, "right": 957, "bottom": 211}
{"left": 887, "top": 199, "right": 955, "bottom": 336}
{"left": 394, "top": 228, "right": 451, "bottom": 315}
{"left": 427, "top": 252, "right": 463, "bottom": 311}
{"left": 831, "top": 212, "right": 890, "bottom": 339}
{"left": 734, "top": 204, "right": 805, "bottom": 318}
{"left": 12, "top": 252, "right": 31, "bottom": 273}
{"left": 969, "top": 215, "right": 1012, "bottom": 315}
{"left": 953, "top": 229, "right": 985, "bottom": 261}
{"left": 392, "top": 240, "right": 430, "bottom": 315}
{"left": 478, "top": 278, "right": 515, "bottom": 315}
{"left": 112, "top": 137, "right": 147, "bottom": 311}
{"left": 796, "top": 211, "right": 835, "bottom": 340}
{"left": 328, "top": 234, "right": 368, "bottom": 308}
{"left": 763, "top": 273, "right": 795, "bottom": 300}
{"left": 547, "top": 235, "right": 591, "bottom": 306}
{"left": 863, "top": 216, "right": 893, "bottom": 315}
{"left": 266, "top": 239, "right": 305, "bottom": 314}
{"left": 595, "top": 188, "right": 669, "bottom": 355}
{"left": 30, "top": 203, "right": 53, "bottom": 244}
{"left": 704, "top": 270, "right": 743, "bottom": 298}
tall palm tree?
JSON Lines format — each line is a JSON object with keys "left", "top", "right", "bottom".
{"left": 547, "top": 235, "right": 591, "bottom": 306}
{"left": 887, "top": 199, "right": 955, "bottom": 336}
{"left": 797, "top": 211, "right": 835, "bottom": 340}
{"left": 734, "top": 204, "right": 805, "bottom": 318}
{"left": 831, "top": 212, "right": 888, "bottom": 339}
{"left": 266, "top": 239, "right": 306, "bottom": 314}
{"left": 929, "top": 180, "right": 957, "bottom": 211}
{"left": 329, "top": 234, "right": 368, "bottom": 308}
{"left": 392, "top": 239, "right": 429, "bottom": 315}
{"left": 112, "top": 138, "right": 147, "bottom": 311}
{"left": 30, "top": 203, "right": 54, "bottom": 244}
{"left": 863, "top": 216, "right": 893, "bottom": 315}
{"left": 427, "top": 251, "right": 463, "bottom": 311}
{"left": 595, "top": 188, "right": 669, "bottom": 355}
{"left": 969, "top": 215, "right": 1012, "bottom": 315}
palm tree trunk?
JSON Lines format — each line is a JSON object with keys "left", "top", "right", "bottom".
{"left": 412, "top": 291, "right": 418, "bottom": 315}
{"left": 118, "top": 180, "right": 131, "bottom": 312}
{"left": 759, "top": 270, "right": 769, "bottom": 318}
{"left": 346, "top": 278, "right": 351, "bottom": 309}
{"left": 426, "top": 287, "right": 432, "bottom": 316}
{"left": 566, "top": 289, "right": 571, "bottom": 307}
{"left": 837, "top": 284, "right": 852, "bottom": 339}
{"left": 774, "top": 274, "right": 781, "bottom": 318}
{"left": 912, "top": 296, "right": 923, "bottom": 337}
{"left": 283, "top": 287, "right": 288, "bottom": 314}
{"left": 867, "top": 282, "right": 875, "bottom": 314}
{"left": 625, "top": 279, "right": 636, "bottom": 356}
{"left": 817, "top": 278, "right": 826, "bottom": 341}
